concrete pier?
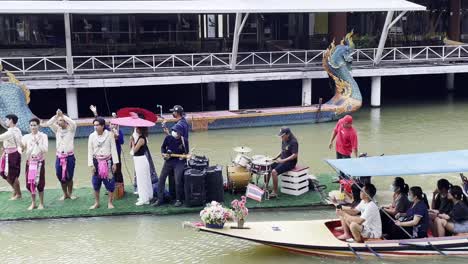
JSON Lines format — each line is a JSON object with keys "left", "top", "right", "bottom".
{"left": 371, "top": 76, "right": 381, "bottom": 107}
{"left": 302, "top": 78, "right": 312, "bottom": 106}
{"left": 229, "top": 82, "right": 239, "bottom": 111}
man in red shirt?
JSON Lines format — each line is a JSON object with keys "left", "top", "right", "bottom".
{"left": 329, "top": 115, "right": 358, "bottom": 159}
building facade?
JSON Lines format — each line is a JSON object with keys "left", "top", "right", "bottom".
{"left": 0, "top": 0, "right": 466, "bottom": 57}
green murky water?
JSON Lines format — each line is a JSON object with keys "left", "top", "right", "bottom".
{"left": 1, "top": 96, "right": 467, "bottom": 263}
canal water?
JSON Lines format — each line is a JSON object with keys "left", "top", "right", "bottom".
{"left": 1, "top": 95, "right": 468, "bottom": 263}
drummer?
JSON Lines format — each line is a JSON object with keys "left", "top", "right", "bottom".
{"left": 270, "top": 127, "right": 299, "bottom": 198}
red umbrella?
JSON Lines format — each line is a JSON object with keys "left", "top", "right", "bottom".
{"left": 111, "top": 112, "right": 155, "bottom": 127}
{"left": 116, "top": 107, "right": 158, "bottom": 123}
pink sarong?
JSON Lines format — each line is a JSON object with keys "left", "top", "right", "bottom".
{"left": 27, "top": 159, "right": 42, "bottom": 195}
{"left": 0, "top": 147, "right": 17, "bottom": 176}
{"left": 57, "top": 151, "right": 74, "bottom": 182}
{"left": 95, "top": 155, "right": 111, "bottom": 179}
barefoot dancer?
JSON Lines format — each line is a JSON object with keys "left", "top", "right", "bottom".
{"left": 88, "top": 117, "right": 119, "bottom": 209}
{"left": 44, "top": 109, "right": 77, "bottom": 200}
{"left": 0, "top": 114, "right": 23, "bottom": 200}
{"left": 21, "top": 118, "right": 48, "bottom": 210}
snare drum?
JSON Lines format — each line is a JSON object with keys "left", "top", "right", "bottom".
{"left": 233, "top": 154, "right": 252, "bottom": 168}
{"left": 227, "top": 165, "right": 251, "bottom": 191}
{"left": 251, "top": 156, "right": 273, "bottom": 175}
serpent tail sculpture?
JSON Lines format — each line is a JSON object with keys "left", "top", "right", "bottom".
{"left": 322, "top": 31, "right": 362, "bottom": 116}
{"left": 0, "top": 68, "right": 51, "bottom": 135}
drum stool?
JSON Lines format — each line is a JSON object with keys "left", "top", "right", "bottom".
{"left": 280, "top": 165, "right": 310, "bottom": 196}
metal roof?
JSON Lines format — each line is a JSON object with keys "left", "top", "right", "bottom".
{"left": 325, "top": 150, "right": 468, "bottom": 177}
{"left": 0, "top": 0, "right": 426, "bottom": 14}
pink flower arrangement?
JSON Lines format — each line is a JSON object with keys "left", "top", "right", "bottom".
{"left": 200, "top": 201, "right": 233, "bottom": 225}
{"left": 231, "top": 196, "right": 249, "bottom": 221}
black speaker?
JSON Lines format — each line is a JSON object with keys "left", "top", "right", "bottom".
{"left": 188, "top": 155, "right": 209, "bottom": 171}
{"left": 205, "top": 165, "right": 224, "bottom": 203}
{"left": 184, "top": 169, "right": 206, "bottom": 207}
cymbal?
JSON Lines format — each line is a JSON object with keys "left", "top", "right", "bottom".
{"left": 233, "top": 146, "right": 252, "bottom": 153}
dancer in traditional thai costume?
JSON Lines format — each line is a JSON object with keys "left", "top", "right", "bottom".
{"left": 88, "top": 117, "right": 119, "bottom": 209}
{"left": 21, "top": 118, "right": 48, "bottom": 210}
{"left": 90, "top": 105, "right": 125, "bottom": 192}
{"left": 0, "top": 114, "right": 23, "bottom": 200}
{"left": 44, "top": 109, "right": 77, "bottom": 200}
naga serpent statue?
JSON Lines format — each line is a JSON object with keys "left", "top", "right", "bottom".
{"left": 322, "top": 31, "right": 362, "bottom": 116}
{"left": 0, "top": 66, "right": 51, "bottom": 135}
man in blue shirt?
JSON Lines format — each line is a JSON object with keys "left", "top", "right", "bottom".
{"left": 152, "top": 126, "right": 189, "bottom": 207}
{"left": 163, "top": 105, "right": 189, "bottom": 144}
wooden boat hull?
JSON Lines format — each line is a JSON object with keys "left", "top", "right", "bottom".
{"left": 197, "top": 219, "right": 468, "bottom": 258}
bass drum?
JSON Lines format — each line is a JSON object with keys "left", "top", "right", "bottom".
{"left": 227, "top": 165, "right": 251, "bottom": 193}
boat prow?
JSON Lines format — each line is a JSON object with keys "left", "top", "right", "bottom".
{"left": 196, "top": 219, "right": 468, "bottom": 258}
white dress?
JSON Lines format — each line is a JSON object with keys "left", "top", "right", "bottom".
{"left": 133, "top": 137, "right": 153, "bottom": 203}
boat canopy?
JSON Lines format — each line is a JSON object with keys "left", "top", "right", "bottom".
{"left": 325, "top": 150, "right": 468, "bottom": 177}
{"left": 0, "top": 0, "right": 426, "bottom": 14}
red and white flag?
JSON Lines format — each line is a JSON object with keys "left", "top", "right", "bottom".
{"left": 246, "top": 184, "right": 264, "bottom": 202}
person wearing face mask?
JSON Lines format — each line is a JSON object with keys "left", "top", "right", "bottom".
{"left": 381, "top": 177, "right": 411, "bottom": 235}
{"left": 430, "top": 179, "right": 454, "bottom": 217}
{"left": 152, "top": 126, "right": 188, "bottom": 207}
{"left": 389, "top": 186, "right": 430, "bottom": 239}
{"left": 434, "top": 185, "right": 468, "bottom": 237}
{"left": 428, "top": 179, "right": 454, "bottom": 234}
{"left": 0, "top": 114, "right": 23, "bottom": 200}
{"left": 21, "top": 118, "right": 48, "bottom": 210}
{"left": 43, "top": 109, "right": 77, "bottom": 200}
{"left": 163, "top": 105, "right": 189, "bottom": 144}
{"left": 88, "top": 117, "right": 119, "bottom": 209}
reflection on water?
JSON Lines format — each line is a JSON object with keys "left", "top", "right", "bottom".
{"left": 1, "top": 96, "right": 468, "bottom": 262}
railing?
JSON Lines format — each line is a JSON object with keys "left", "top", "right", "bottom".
{"left": 2, "top": 45, "right": 468, "bottom": 75}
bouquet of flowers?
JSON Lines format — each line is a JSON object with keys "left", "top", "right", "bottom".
{"left": 231, "top": 196, "right": 249, "bottom": 221}
{"left": 200, "top": 201, "right": 233, "bottom": 226}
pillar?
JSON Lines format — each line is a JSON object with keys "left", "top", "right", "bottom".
{"left": 66, "top": 88, "right": 79, "bottom": 118}
{"left": 64, "top": 12, "right": 73, "bottom": 75}
{"left": 301, "top": 78, "right": 312, "bottom": 106}
{"left": 447, "top": 73, "right": 455, "bottom": 92}
{"left": 207, "top": 83, "right": 216, "bottom": 102}
{"left": 448, "top": 0, "right": 461, "bottom": 41}
{"left": 328, "top": 13, "right": 347, "bottom": 42}
{"left": 229, "top": 82, "right": 239, "bottom": 111}
{"left": 371, "top": 76, "right": 381, "bottom": 107}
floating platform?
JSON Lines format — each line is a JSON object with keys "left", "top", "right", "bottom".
{"left": 0, "top": 173, "right": 336, "bottom": 221}
{"left": 72, "top": 105, "right": 337, "bottom": 137}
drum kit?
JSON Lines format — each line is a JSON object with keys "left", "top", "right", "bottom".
{"left": 227, "top": 146, "right": 274, "bottom": 198}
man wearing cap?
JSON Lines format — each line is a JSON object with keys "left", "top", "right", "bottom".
{"left": 163, "top": 105, "right": 189, "bottom": 144}
{"left": 269, "top": 127, "right": 299, "bottom": 198}
{"left": 329, "top": 115, "right": 359, "bottom": 161}
{"left": 152, "top": 125, "right": 189, "bottom": 207}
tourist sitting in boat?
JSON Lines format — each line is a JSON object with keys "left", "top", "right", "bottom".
{"left": 389, "top": 186, "right": 429, "bottom": 239}
{"left": 429, "top": 179, "right": 454, "bottom": 234}
{"left": 434, "top": 185, "right": 468, "bottom": 237}
{"left": 381, "top": 177, "right": 411, "bottom": 235}
{"left": 336, "top": 183, "right": 382, "bottom": 242}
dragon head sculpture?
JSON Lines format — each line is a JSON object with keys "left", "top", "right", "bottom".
{"left": 322, "top": 31, "right": 362, "bottom": 116}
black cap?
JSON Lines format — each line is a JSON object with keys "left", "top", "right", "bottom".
{"left": 169, "top": 105, "right": 184, "bottom": 114}
{"left": 278, "top": 126, "right": 291, "bottom": 136}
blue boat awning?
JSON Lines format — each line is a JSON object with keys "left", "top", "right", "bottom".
{"left": 325, "top": 150, "right": 468, "bottom": 177}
